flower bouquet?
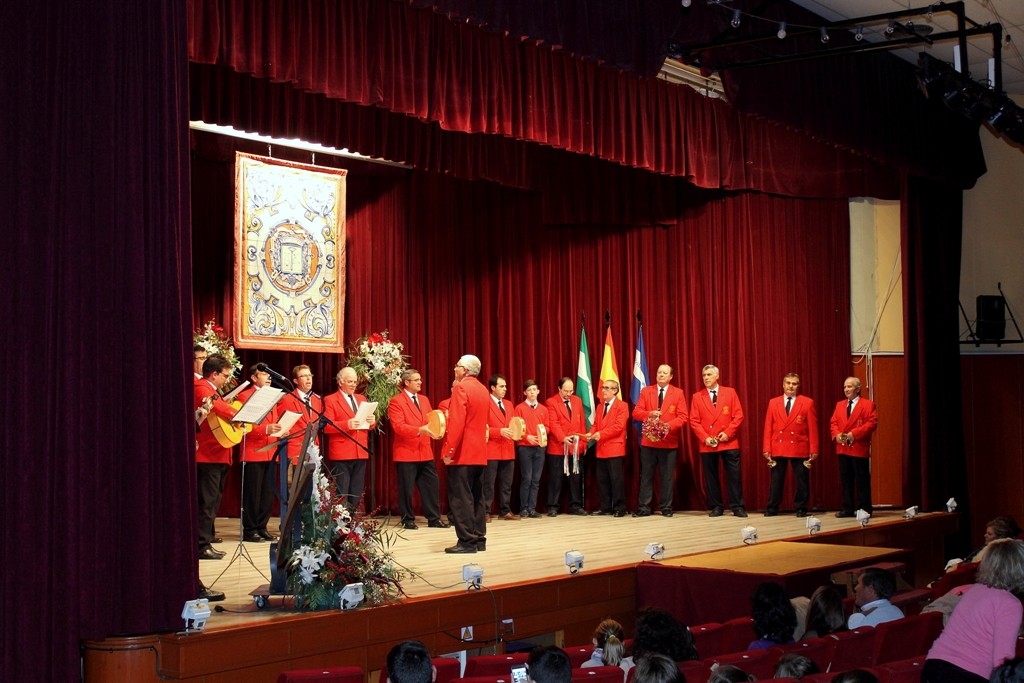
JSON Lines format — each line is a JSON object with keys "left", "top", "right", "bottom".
{"left": 346, "top": 330, "right": 408, "bottom": 422}
{"left": 193, "top": 320, "right": 243, "bottom": 391}
{"left": 641, "top": 414, "right": 670, "bottom": 443}
{"left": 287, "top": 450, "right": 405, "bottom": 610}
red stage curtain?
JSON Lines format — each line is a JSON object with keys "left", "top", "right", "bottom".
{"left": 2, "top": 2, "right": 195, "bottom": 681}
{"left": 191, "top": 131, "right": 851, "bottom": 516}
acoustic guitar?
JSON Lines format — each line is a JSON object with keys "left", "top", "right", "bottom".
{"left": 208, "top": 398, "right": 252, "bottom": 448}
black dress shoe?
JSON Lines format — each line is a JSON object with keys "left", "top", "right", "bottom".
{"left": 708, "top": 508, "right": 724, "bottom": 517}
{"left": 569, "top": 508, "right": 588, "bottom": 516}
{"left": 258, "top": 530, "right": 278, "bottom": 541}
{"left": 764, "top": 510, "right": 778, "bottom": 517}
{"left": 403, "top": 521, "right": 419, "bottom": 530}
{"left": 835, "top": 510, "right": 855, "bottom": 518}
{"left": 593, "top": 510, "right": 610, "bottom": 516}
{"left": 633, "top": 509, "right": 652, "bottom": 517}
{"left": 199, "top": 586, "right": 225, "bottom": 602}
{"left": 547, "top": 510, "right": 559, "bottom": 517}
{"left": 661, "top": 510, "right": 674, "bottom": 518}
{"left": 428, "top": 519, "right": 450, "bottom": 528}
{"left": 613, "top": 511, "right": 627, "bottom": 518}
{"left": 243, "top": 533, "right": 265, "bottom": 542}
{"left": 199, "top": 547, "right": 224, "bottom": 560}
{"left": 212, "top": 537, "right": 223, "bottom": 544}
{"left": 733, "top": 509, "right": 748, "bottom": 518}
{"left": 796, "top": 510, "right": 807, "bottom": 518}
{"left": 444, "top": 544, "right": 477, "bottom": 554}
{"left": 528, "top": 511, "right": 542, "bottom": 518}
{"left": 477, "top": 542, "right": 486, "bottom": 551}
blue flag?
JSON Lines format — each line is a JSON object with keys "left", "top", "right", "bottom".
{"left": 631, "top": 325, "right": 649, "bottom": 436}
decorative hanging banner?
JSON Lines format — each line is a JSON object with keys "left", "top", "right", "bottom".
{"left": 233, "top": 153, "right": 347, "bottom": 352}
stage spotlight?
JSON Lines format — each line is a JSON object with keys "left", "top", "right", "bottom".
{"left": 681, "top": 0, "right": 692, "bottom": 7}
{"left": 565, "top": 550, "right": 584, "bottom": 575}
{"left": 777, "top": 22, "right": 787, "bottom": 40}
{"left": 886, "top": 18, "right": 895, "bottom": 35}
{"left": 946, "top": 497, "right": 958, "bottom": 512}
{"left": 855, "top": 26, "right": 864, "bottom": 42}
{"left": 820, "top": 27, "right": 830, "bottom": 44}
{"left": 856, "top": 509, "right": 871, "bottom": 527}
{"left": 339, "top": 582, "right": 364, "bottom": 610}
{"left": 645, "top": 542, "right": 666, "bottom": 560}
{"left": 731, "top": 10, "right": 741, "bottom": 28}
{"left": 904, "top": 506, "right": 919, "bottom": 519}
{"left": 462, "top": 563, "right": 484, "bottom": 590}
{"left": 181, "top": 598, "right": 212, "bottom": 633}
{"left": 741, "top": 526, "right": 758, "bottom": 545}
{"left": 806, "top": 516, "right": 821, "bottom": 535}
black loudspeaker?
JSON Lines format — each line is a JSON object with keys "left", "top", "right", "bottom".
{"left": 977, "top": 295, "right": 1006, "bottom": 341}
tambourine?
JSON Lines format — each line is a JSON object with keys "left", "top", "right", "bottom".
{"left": 424, "top": 410, "right": 446, "bottom": 440}
{"left": 537, "top": 424, "right": 548, "bottom": 448}
{"left": 508, "top": 416, "right": 527, "bottom": 440}
{"left": 803, "top": 458, "right": 813, "bottom": 469}
{"left": 766, "top": 456, "right": 778, "bottom": 468}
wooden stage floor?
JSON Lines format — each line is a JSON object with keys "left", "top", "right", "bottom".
{"left": 200, "top": 508, "right": 942, "bottom": 631}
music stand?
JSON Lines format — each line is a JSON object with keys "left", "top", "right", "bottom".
{"left": 211, "top": 386, "right": 285, "bottom": 588}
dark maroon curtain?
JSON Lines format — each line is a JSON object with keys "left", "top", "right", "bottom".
{"left": 192, "top": 131, "right": 851, "bottom": 516}
{"left": 1, "top": 2, "right": 194, "bottom": 681}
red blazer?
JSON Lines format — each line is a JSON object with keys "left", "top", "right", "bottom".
{"left": 323, "top": 390, "right": 370, "bottom": 461}
{"left": 689, "top": 385, "right": 745, "bottom": 453}
{"left": 632, "top": 383, "right": 689, "bottom": 448}
{"left": 513, "top": 401, "right": 549, "bottom": 446}
{"left": 830, "top": 397, "right": 878, "bottom": 458}
{"left": 194, "top": 378, "right": 237, "bottom": 465}
{"left": 544, "top": 393, "right": 587, "bottom": 456}
{"left": 486, "top": 397, "right": 516, "bottom": 461}
{"left": 441, "top": 376, "right": 490, "bottom": 466}
{"left": 387, "top": 391, "right": 435, "bottom": 463}
{"left": 593, "top": 397, "right": 628, "bottom": 458}
{"left": 237, "top": 386, "right": 281, "bottom": 463}
{"left": 762, "top": 394, "right": 819, "bottom": 458}
{"left": 279, "top": 389, "right": 324, "bottom": 464}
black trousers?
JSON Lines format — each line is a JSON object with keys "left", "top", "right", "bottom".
{"left": 242, "top": 460, "right": 275, "bottom": 534}
{"left": 329, "top": 459, "right": 367, "bottom": 511}
{"left": 546, "top": 454, "right": 584, "bottom": 512}
{"left": 396, "top": 460, "right": 442, "bottom": 523}
{"left": 921, "top": 659, "right": 987, "bottom": 683}
{"left": 447, "top": 464, "right": 486, "bottom": 547}
{"left": 482, "top": 459, "right": 515, "bottom": 515}
{"left": 637, "top": 446, "right": 677, "bottom": 513}
{"left": 766, "top": 457, "right": 809, "bottom": 513}
{"left": 197, "top": 463, "right": 228, "bottom": 550}
{"left": 838, "top": 454, "right": 872, "bottom": 513}
{"left": 595, "top": 456, "right": 626, "bottom": 513}
{"left": 701, "top": 449, "right": 745, "bottom": 511}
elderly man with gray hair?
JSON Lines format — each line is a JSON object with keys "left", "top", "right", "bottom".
{"left": 440, "top": 354, "right": 491, "bottom": 553}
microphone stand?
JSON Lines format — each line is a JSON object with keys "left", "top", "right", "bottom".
{"left": 298, "top": 393, "right": 374, "bottom": 511}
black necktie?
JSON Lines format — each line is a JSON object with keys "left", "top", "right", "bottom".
{"left": 603, "top": 401, "right": 610, "bottom": 417}
{"left": 498, "top": 400, "right": 506, "bottom": 416}
{"left": 711, "top": 390, "right": 717, "bottom": 406}
{"left": 412, "top": 394, "right": 421, "bottom": 413}
{"left": 303, "top": 393, "right": 312, "bottom": 415}
{"left": 658, "top": 387, "right": 665, "bottom": 409}
{"left": 564, "top": 400, "right": 572, "bottom": 417}
{"left": 530, "top": 403, "right": 536, "bottom": 409}
{"left": 786, "top": 397, "right": 792, "bottom": 415}
{"left": 348, "top": 394, "right": 358, "bottom": 413}
{"left": 847, "top": 399, "right": 854, "bottom": 417}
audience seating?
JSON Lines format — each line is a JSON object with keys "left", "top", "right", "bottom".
{"left": 452, "top": 676, "right": 513, "bottom": 683}
{"left": 770, "top": 637, "right": 836, "bottom": 671}
{"left": 690, "top": 623, "right": 723, "bottom": 658}
{"left": 676, "top": 659, "right": 705, "bottom": 683}
{"left": 927, "top": 562, "right": 978, "bottom": 599}
{"left": 277, "top": 666, "right": 363, "bottom": 683}
{"left": 880, "top": 656, "right": 926, "bottom": 683}
{"left": 572, "top": 665, "right": 623, "bottom": 683}
{"left": 1017, "top": 634, "right": 1024, "bottom": 658}
{"left": 718, "top": 617, "right": 758, "bottom": 655}
{"left": 382, "top": 657, "right": 460, "bottom": 683}
{"left": 565, "top": 645, "right": 594, "bottom": 668}
{"left": 464, "top": 654, "right": 529, "bottom": 678}
{"left": 827, "top": 627, "right": 875, "bottom": 672}
{"left": 872, "top": 611, "right": 943, "bottom": 665}
{"left": 706, "top": 649, "right": 775, "bottom": 681}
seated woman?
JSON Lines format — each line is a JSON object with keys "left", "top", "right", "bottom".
{"left": 748, "top": 582, "right": 797, "bottom": 650}
{"left": 774, "top": 653, "right": 819, "bottom": 681}
{"left": 923, "top": 538, "right": 1024, "bottom": 683}
{"left": 708, "top": 665, "right": 753, "bottom": 683}
{"left": 581, "top": 618, "right": 630, "bottom": 680}
{"left": 801, "top": 585, "right": 847, "bottom": 640}
{"left": 946, "top": 516, "right": 1022, "bottom": 573}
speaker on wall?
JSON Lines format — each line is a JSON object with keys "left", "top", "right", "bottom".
{"left": 977, "top": 295, "right": 1006, "bottom": 341}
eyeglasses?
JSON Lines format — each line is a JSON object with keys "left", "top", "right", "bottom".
{"left": 219, "top": 371, "right": 233, "bottom": 378}
{"left": 601, "top": 386, "right": 616, "bottom": 391}
{"left": 297, "top": 374, "right": 313, "bottom": 379}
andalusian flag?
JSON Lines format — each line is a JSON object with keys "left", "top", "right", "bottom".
{"left": 600, "top": 324, "right": 623, "bottom": 399}
{"left": 576, "top": 325, "right": 596, "bottom": 430}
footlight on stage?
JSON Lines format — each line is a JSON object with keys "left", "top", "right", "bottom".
{"left": 946, "top": 497, "right": 958, "bottom": 513}
{"left": 565, "top": 550, "right": 584, "bottom": 575}
{"left": 806, "top": 516, "right": 822, "bottom": 535}
{"left": 339, "top": 582, "right": 364, "bottom": 610}
{"left": 904, "top": 506, "right": 919, "bottom": 519}
{"left": 740, "top": 526, "right": 758, "bottom": 545}
{"left": 181, "top": 598, "right": 211, "bottom": 633}
{"left": 645, "top": 542, "right": 666, "bottom": 560}
{"left": 856, "top": 509, "right": 871, "bottom": 527}
{"left": 463, "top": 563, "right": 484, "bottom": 590}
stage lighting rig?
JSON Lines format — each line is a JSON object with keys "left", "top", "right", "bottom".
{"left": 565, "top": 550, "right": 584, "bottom": 574}
{"left": 856, "top": 509, "right": 871, "bottom": 527}
{"left": 339, "top": 582, "right": 364, "bottom": 610}
{"left": 740, "top": 526, "right": 758, "bottom": 545}
{"left": 645, "top": 542, "right": 665, "bottom": 560}
{"left": 181, "top": 598, "right": 212, "bottom": 633}
{"left": 806, "top": 516, "right": 821, "bottom": 534}
{"left": 462, "top": 563, "right": 484, "bottom": 590}
{"left": 947, "top": 497, "right": 958, "bottom": 512}
{"left": 904, "top": 506, "right": 919, "bottom": 519}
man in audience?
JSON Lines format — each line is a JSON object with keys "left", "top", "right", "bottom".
{"left": 527, "top": 646, "right": 572, "bottom": 683}
{"left": 762, "top": 372, "right": 818, "bottom": 517}
{"left": 847, "top": 567, "right": 904, "bottom": 628}
{"left": 632, "top": 654, "right": 682, "bottom": 683}
{"left": 631, "top": 364, "right": 688, "bottom": 518}
{"left": 690, "top": 364, "right": 747, "bottom": 518}
{"left": 482, "top": 374, "right": 518, "bottom": 521}
{"left": 386, "top": 640, "right": 435, "bottom": 683}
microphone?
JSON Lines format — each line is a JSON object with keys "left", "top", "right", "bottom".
{"left": 256, "top": 363, "right": 293, "bottom": 388}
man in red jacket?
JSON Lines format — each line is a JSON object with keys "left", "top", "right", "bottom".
{"left": 440, "top": 355, "right": 490, "bottom": 553}
{"left": 482, "top": 374, "right": 518, "bottom": 521}
{"left": 762, "top": 372, "right": 818, "bottom": 517}
{"left": 592, "top": 380, "right": 629, "bottom": 517}
{"left": 631, "top": 364, "right": 688, "bottom": 517}
{"left": 323, "top": 366, "right": 376, "bottom": 510}
{"left": 236, "top": 363, "right": 284, "bottom": 541}
{"left": 513, "top": 379, "right": 549, "bottom": 519}
{"left": 387, "top": 368, "right": 447, "bottom": 530}
{"left": 194, "top": 355, "right": 237, "bottom": 560}
{"left": 690, "top": 364, "right": 748, "bottom": 518}
{"left": 830, "top": 376, "right": 878, "bottom": 518}
{"left": 543, "top": 377, "right": 588, "bottom": 517}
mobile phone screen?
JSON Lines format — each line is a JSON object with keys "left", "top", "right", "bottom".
{"left": 511, "top": 665, "right": 528, "bottom": 683}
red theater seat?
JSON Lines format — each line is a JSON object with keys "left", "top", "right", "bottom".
{"left": 464, "top": 654, "right": 529, "bottom": 678}
{"left": 572, "top": 665, "right": 624, "bottom": 683}
{"left": 880, "top": 656, "right": 926, "bottom": 683}
{"left": 677, "top": 659, "right": 706, "bottom": 683}
{"left": 771, "top": 637, "right": 836, "bottom": 671}
{"left": 827, "top": 626, "right": 875, "bottom": 672}
{"left": 872, "top": 612, "right": 943, "bottom": 665}
{"left": 690, "top": 623, "right": 723, "bottom": 658}
{"left": 706, "top": 649, "right": 775, "bottom": 681}
{"left": 277, "top": 666, "right": 364, "bottom": 683}
{"left": 719, "top": 617, "right": 758, "bottom": 655}
{"left": 564, "top": 645, "right": 594, "bottom": 668}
